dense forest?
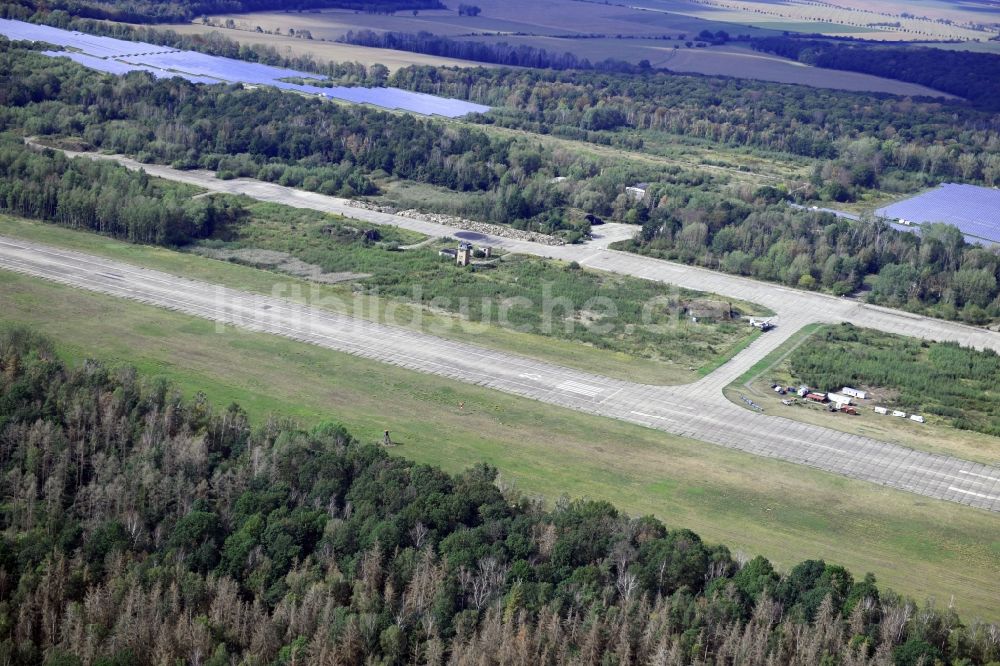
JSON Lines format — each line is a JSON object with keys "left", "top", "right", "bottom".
{"left": 0, "top": 0, "right": 443, "bottom": 23}
{"left": 1, "top": 327, "right": 998, "bottom": 664}
{"left": 750, "top": 38, "right": 1000, "bottom": 111}
{"left": 788, "top": 324, "right": 1000, "bottom": 436}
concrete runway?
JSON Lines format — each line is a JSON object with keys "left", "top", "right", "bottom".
{"left": 2, "top": 237, "right": 999, "bottom": 512}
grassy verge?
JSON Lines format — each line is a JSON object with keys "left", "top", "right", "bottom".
{"left": 1, "top": 270, "right": 998, "bottom": 621}
{"left": 696, "top": 326, "right": 763, "bottom": 377}
{"left": 0, "top": 214, "right": 763, "bottom": 385}
{"left": 724, "top": 324, "right": 1000, "bottom": 465}
{"left": 729, "top": 322, "right": 823, "bottom": 386}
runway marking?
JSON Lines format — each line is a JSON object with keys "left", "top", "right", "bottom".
{"left": 948, "top": 486, "right": 1000, "bottom": 502}
{"left": 630, "top": 410, "right": 679, "bottom": 423}
{"left": 959, "top": 470, "right": 1000, "bottom": 483}
{"left": 519, "top": 373, "right": 542, "bottom": 381}
{"left": 557, "top": 380, "right": 603, "bottom": 397}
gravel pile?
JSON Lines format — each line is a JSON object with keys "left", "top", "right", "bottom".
{"left": 349, "top": 201, "right": 565, "bottom": 246}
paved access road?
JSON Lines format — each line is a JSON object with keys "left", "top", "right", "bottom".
{"left": 48, "top": 147, "right": 1000, "bottom": 361}
{"left": 2, "top": 237, "right": 999, "bottom": 512}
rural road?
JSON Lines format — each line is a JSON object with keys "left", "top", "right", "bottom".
{"left": 2, "top": 236, "right": 1000, "bottom": 513}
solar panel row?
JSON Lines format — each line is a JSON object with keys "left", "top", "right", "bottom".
{"left": 0, "top": 18, "right": 490, "bottom": 118}
{"left": 0, "top": 18, "right": 176, "bottom": 58}
{"left": 876, "top": 183, "right": 1000, "bottom": 246}
{"left": 128, "top": 49, "right": 316, "bottom": 84}
{"left": 43, "top": 51, "right": 222, "bottom": 85}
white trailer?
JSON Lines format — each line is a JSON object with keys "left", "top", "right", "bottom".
{"left": 829, "top": 393, "right": 853, "bottom": 408}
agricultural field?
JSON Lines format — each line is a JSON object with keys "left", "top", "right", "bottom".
{"left": 194, "top": 0, "right": 764, "bottom": 41}
{"left": 726, "top": 323, "right": 1000, "bottom": 465}
{"left": 638, "top": 0, "right": 999, "bottom": 41}
{"left": 157, "top": 22, "right": 489, "bottom": 71}
{"left": 0, "top": 214, "right": 767, "bottom": 385}
{"left": 830, "top": 0, "right": 1000, "bottom": 29}
{"left": 2, "top": 270, "right": 999, "bottom": 621}
{"left": 449, "top": 34, "right": 956, "bottom": 95}
{"left": 186, "top": 0, "right": 968, "bottom": 95}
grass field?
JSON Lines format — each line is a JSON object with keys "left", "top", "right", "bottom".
{"left": 0, "top": 216, "right": 766, "bottom": 385}
{"left": 1, "top": 270, "right": 998, "bottom": 621}
{"left": 201, "top": 202, "right": 769, "bottom": 367}
{"left": 463, "top": 122, "right": 805, "bottom": 186}
{"left": 725, "top": 324, "right": 1000, "bottom": 466}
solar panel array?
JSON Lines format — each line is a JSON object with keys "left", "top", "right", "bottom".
{"left": 43, "top": 51, "right": 221, "bottom": 84}
{"left": 0, "top": 18, "right": 176, "bottom": 58}
{"left": 126, "top": 49, "right": 318, "bottom": 84}
{"left": 0, "top": 18, "right": 490, "bottom": 118}
{"left": 876, "top": 183, "right": 1000, "bottom": 246}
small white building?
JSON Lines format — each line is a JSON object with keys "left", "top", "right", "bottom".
{"left": 828, "top": 393, "right": 853, "bottom": 408}
{"left": 841, "top": 387, "right": 867, "bottom": 400}
{"left": 874, "top": 406, "right": 888, "bottom": 415}
{"left": 625, "top": 183, "right": 649, "bottom": 202}
{"left": 909, "top": 414, "right": 925, "bottom": 423}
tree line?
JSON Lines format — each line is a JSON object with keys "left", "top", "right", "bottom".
{"left": 338, "top": 29, "right": 650, "bottom": 73}
{"left": 1, "top": 327, "right": 997, "bottom": 665}
{"left": 0, "top": 136, "right": 239, "bottom": 245}
{"left": 750, "top": 37, "right": 1000, "bottom": 111}
{"left": 1, "top": 0, "right": 443, "bottom": 24}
